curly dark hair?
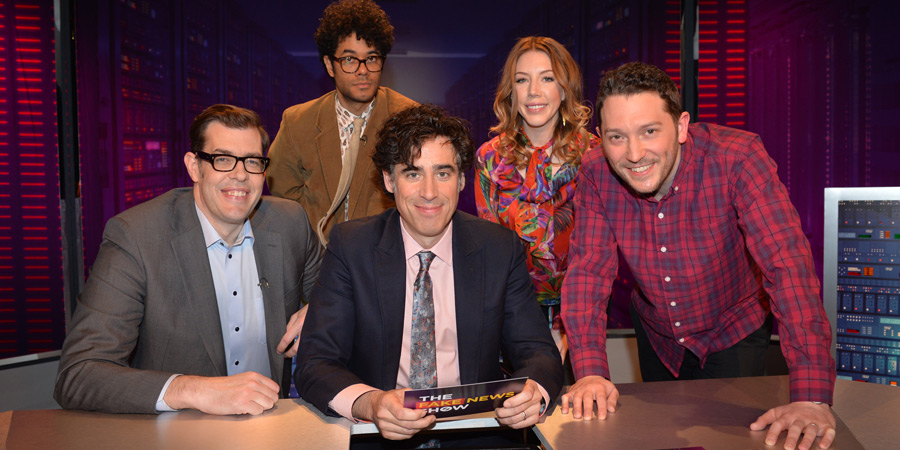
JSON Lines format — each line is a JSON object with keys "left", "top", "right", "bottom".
{"left": 314, "top": 0, "right": 394, "bottom": 70}
{"left": 189, "top": 104, "right": 269, "bottom": 154}
{"left": 596, "top": 61, "right": 683, "bottom": 128}
{"left": 373, "top": 104, "right": 475, "bottom": 199}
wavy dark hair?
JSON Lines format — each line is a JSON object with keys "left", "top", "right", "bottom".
{"left": 491, "top": 36, "right": 591, "bottom": 169}
{"left": 189, "top": 104, "right": 269, "bottom": 154}
{"left": 373, "top": 104, "right": 474, "bottom": 200}
{"left": 596, "top": 61, "right": 683, "bottom": 129}
{"left": 314, "top": 0, "right": 394, "bottom": 70}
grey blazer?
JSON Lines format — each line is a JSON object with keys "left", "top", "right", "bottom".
{"left": 54, "top": 188, "right": 321, "bottom": 413}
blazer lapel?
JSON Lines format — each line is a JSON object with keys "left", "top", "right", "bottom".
{"left": 452, "top": 213, "right": 484, "bottom": 384}
{"left": 252, "top": 224, "right": 286, "bottom": 388}
{"left": 314, "top": 94, "right": 341, "bottom": 203}
{"left": 348, "top": 88, "right": 386, "bottom": 217}
{"left": 374, "top": 211, "right": 407, "bottom": 389}
{"left": 171, "top": 193, "right": 227, "bottom": 376}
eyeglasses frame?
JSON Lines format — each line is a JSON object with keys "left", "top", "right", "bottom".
{"left": 194, "top": 150, "right": 270, "bottom": 174}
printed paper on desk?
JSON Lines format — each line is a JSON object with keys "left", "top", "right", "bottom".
{"left": 403, "top": 377, "right": 528, "bottom": 419}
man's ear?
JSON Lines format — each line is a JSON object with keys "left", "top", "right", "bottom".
{"left": 677, "top": 111, "right": 690, "bottom": 144}
{"left": 184, "top": 152, "right": 201, "bottom": 183}
{"left": 382, "top": 170, "right": 395, "bottom": 194}
{"left": 324, "top": 56, "right": 335, "bottom": 78}
{"left": 457, "top": 171, "right": 466, "bottom": 192}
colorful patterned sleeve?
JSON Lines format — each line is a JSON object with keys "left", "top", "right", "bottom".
{"left": 474, "top": 138, "right": 502, "bottom": 224}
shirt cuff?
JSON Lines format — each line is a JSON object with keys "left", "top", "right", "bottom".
{"left": 155, "top": 374, "right": 181, "bottom": 412}
{"left": 535, "top": 382, "right": 551, "bottom": 417}
{"left": 328, "top": 383, "right": 378, "bottom": 422}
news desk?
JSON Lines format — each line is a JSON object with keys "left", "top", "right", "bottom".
{"left": 1, "top": 376, "right": 896, "bottom": 449}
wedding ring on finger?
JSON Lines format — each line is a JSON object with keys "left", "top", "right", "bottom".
{"left": 522, "top": 412, "right": 527, "bottom": 421}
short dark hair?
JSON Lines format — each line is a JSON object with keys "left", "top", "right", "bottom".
{"left": 596, "top": 62, "right": 683, "bottom": 128}
{"left": 314, "top": 0, "right": 394, "bottom": 70}
{"left": 373, "top": 104, "right": 474, "bottom": 199}
{"left": 189, "top": 104, "right": 269, "bottom": 154}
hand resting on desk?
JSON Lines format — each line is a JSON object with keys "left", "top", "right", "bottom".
{"left": 559, "top": 375, "right": 619, "bottom": 420}
{"left": 163, "top": 371, "right": 280, "bottom": 415}
{"left": 750, "top": 401, "right": 836, "bottom": 450}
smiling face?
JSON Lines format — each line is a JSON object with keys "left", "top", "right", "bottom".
{"left": 382, "top": 137, "right": 464, "bottom": 249}
{"left": 514, "top": 50, "right": 564, "bottom": 145}
{"left": 185, "top": 121, "right": 265, "bottom": 244}
{"left": 324, "top": 32, "right": 383, "bottom": 116}
{"left": 599, "top": 92, "right": 690, "bottom": 197}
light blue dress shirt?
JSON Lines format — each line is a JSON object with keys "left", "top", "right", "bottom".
{"left": 155, "top": 206, "right": 270, "bottom": 411}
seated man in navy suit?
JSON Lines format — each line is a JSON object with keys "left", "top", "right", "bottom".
{"left": 296, "top": 104, "right": 562, "bottom": 442}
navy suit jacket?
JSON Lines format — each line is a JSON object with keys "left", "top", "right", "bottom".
{"left": 296, "top": 208, "right": 562, "bottom": 414}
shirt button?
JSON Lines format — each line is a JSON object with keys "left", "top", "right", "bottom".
{"left": 228, "top": 254, "right": 233, "bottom": 259}
{"left": 234, "top": 360, "right": 240, "bottom": 366}
{"left": 674, "top": 186, "right": 679, "bottom": 191}
{"left": 232, "top": 291, "right": 237, "bottom": 296}
{"left": 658, "top": 212, "right": 664, "bottom": 219}
{"left": 675, "top": 321, "right": 681, "bottom": 327}
{"left": 678, "top": 337, "right": 685, "bottom": 343}
{"left": 664, "top": 276, "right": 671, "bottom": 282}
{"left": 234, "top": 326, "right": 240, "bottom": 332}
{"left": 670, "top": 301, "right": 676, "bottom": 307}
{"left": 660, "top": 246, "right": 667, "bottom": 253}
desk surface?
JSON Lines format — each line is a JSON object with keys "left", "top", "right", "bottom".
{"left": 2, "top": 376, "right": 896, "bottom": 450}
{"left": 535, "top": 376, "right": 894, "bottom": 450}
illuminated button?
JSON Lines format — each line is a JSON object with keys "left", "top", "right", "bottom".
{"left": 678, "top": 337, "right": 685, "bottom": 343}
{"left": 675, "top": 321, "right": 681, "bottom": 327}
{"left": 664, "top": 276, "right": 671, "bottom": 282}
{"left": 658, "top": 212, "right": 664, "bottom": 219}
{"left": 660, "top": 246, "right": 667, "bottom": 253}
{"left": 670, "top": 301, "right": 676, "bottom": 307}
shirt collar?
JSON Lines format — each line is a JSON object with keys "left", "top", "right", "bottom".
{"left": 195, "top": 203, "right": 254, "bottom": 248}
{"left": 399, "top": 218, "right": 453, "bottom": 267}
{"left": 334, "top": 93, "right": 376, "bottom": 130}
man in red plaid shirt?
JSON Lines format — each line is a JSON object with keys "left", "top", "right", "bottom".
{"left": 560, "top": 62, "right": 836, "bottom": 450}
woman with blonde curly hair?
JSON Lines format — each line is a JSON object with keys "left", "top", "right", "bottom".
{"left": 475, "top": 36, "right": 598, "bottom": 337}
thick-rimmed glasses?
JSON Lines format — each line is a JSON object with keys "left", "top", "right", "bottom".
{"left": 329, "top": 54, "right": 384, "bottom": 73}
{"left": 194, "top": 151, "right": 269, "bottom": 174}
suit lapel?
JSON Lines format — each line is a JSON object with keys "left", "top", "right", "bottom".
{"left": 348, "top": 88, "right": 387, "bottom": 217}
{"left": 171, "top": 192, "right": 227, "bottom": 376}
{"left": 315, "top": 94, "right": 341, "bottom": 203}
{"left": 452, "top": 213, "right": 484, "bottom": 384}
{"left": 252, "top": 211, "right": 286, "bottom": 388}
{"left": 375, "top": 211, "right": 407, "bottom": 389}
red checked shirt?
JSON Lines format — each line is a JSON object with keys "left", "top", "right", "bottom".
{"left": 562, "top": 123, "right": 835, "bottom": 403}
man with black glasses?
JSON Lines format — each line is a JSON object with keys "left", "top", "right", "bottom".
{"left": 55, "top": 104, "right": 322, "bottom": 415}
{"left": 266, "top": 0, "right": 416, "bottom": 247}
